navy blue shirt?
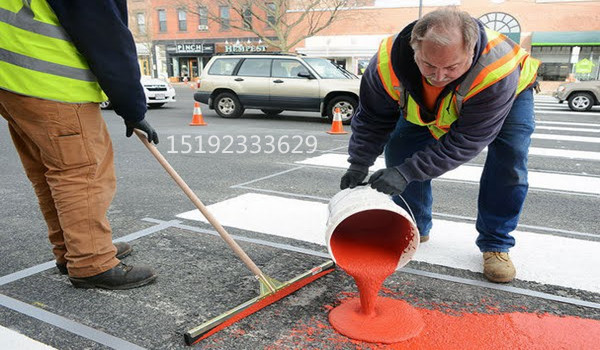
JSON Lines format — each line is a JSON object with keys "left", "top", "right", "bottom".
{"left": 48, "top": 0, "right": 147, "bottom": 123}
{"left": 349, "top": 19, "right": 521, "bottom": 183}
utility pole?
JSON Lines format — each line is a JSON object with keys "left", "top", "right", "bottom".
{"left": 419, "top": 0, "right": 423, "bottom": 18}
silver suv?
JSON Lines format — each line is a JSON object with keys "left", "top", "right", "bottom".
{"left": 194, "top": 53, "right": 360, "bottom": 123}
{"left": 553, "top": 80, "right": 600, "bottom": 112}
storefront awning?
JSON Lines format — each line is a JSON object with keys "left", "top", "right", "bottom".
{"left": 531, "top": 31, "right": 600, "bottom": 46}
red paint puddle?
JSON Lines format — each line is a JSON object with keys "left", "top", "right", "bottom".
{"left": 277, "top": 304, "right": 600, "bottom": 350}
{"left": 328, "top": 209, "right": 422, "bottom": 343}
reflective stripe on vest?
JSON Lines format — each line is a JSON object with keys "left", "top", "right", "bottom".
{"left": 377, "top": 28, "right": 540, "bottom": 139}
{"left": 0, "top": 0, "right": 106, "bottom": 103}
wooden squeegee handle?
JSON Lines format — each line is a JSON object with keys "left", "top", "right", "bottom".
{"left": 134, "top": 130, "right": 267, "bottom": 280}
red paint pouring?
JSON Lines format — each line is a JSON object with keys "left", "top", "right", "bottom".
{"left": 328, "top": 209, "right": 423, "bottom": 343}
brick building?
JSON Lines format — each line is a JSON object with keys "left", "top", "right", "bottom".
{"left": 127, "top": 0, "right": 600, "bottom": 84}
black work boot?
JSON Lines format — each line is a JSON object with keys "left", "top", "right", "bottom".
{"left": 69, "top": 263, "right": 156, "bottom": 290}
{"left": 56, "top": 242, "right": 133, "bottom": 275}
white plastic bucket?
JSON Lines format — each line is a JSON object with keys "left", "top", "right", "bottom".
{"left": 324, "top": 186, "right": 419, "bottom": 269}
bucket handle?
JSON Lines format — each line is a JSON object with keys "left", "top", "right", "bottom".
{"left": 356, "top": 182, "right": 417, "bottom": 224}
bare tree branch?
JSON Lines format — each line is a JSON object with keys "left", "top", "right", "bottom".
{"left": 180, "top": 0, "right": 367, "bottom": 52}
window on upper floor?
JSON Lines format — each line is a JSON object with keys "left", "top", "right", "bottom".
{"left": 220, "top": 6, "right": 230, "bottom": 30}
{"left": 136, "top": 13, "right": 146, "bottom": 35}
{"left": 158, "top": 9, "right": 167, "bottom": 32}
{"left": 266, "top": 3, "right": 276, "bottom": 26}
{"left": 198, "top": 6, "right": 208, "bottom": 30}
{"left": 178, "top": 9, "right": 187, "bottom": 31}
{"left": 242, "top": 6, "right": 252, "bottom": 29}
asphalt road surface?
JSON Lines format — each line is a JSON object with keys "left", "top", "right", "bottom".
{"left": 1, "top": 85, "right": 599, "bottom": 349}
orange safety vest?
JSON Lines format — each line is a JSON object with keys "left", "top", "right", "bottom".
{"left": 377, "top": 28, "right": 540, "bottom": 139}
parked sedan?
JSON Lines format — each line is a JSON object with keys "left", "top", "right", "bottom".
{"left": 100, "top": 76, "right": 176, "bottom": 109}
{"left": 553, "top": 80, "right": 600, "bottom": 112}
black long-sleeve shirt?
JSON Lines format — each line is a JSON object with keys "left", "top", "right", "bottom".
{"left": 48, "top": 0, "right": 147, "bottom": 123}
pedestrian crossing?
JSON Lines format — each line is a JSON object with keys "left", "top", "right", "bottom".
{"left": 0, "top": 325, "right": 56, "bottom": 349}
{"left": 177, "top": 95, "right": 599, "bottom": 295}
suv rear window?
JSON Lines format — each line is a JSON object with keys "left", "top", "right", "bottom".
{"left": 237, "top": 58, "right": 272, "bottom": 77}
{"left": 208, "top": 58, "right": 241, "bottom": 75}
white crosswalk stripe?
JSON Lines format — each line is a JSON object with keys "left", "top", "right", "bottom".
{"left": 295, "top": 153, "right": 600, "bottom": 195}
{"left": 0, "top": 325, "right": 56, "bottom": 349}
{"left": 176, "top": 192, "right": 600, "bottom": 294}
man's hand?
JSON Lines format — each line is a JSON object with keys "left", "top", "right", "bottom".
{"left": 368, "top": 167, "right": 408, "bottom": 195}
{"left": 340, "top": 164, "right": 369, "bottom": 190}
{"left": 125, "top": 119, "right": 159, "bottom": 144}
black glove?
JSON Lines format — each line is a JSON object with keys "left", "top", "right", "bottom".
{"left": 340, "top": 164, "right": 368, "bottom": 190}
{"left": 125, "top": 119, "right": 159, "bottom": 144}
{"left": 368, "top": 167, "right": 408, "bottom": 196}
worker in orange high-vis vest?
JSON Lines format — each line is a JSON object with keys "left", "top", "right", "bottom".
{"left": 340, "top": 8, "right": 540, "bottom": 283}
{"left": 0, "top": 0, "right": 158, "bottom": 289}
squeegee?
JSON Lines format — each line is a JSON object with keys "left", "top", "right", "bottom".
{"left": 134, "top": 130, "right": 335, "bottom": 345}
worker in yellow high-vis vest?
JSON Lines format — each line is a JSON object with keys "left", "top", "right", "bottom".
{"left": 340, "top": 8, "right": 540, "bottom": 283}
{"left": 0, "top": 0, "right": 158, "bottom": 289}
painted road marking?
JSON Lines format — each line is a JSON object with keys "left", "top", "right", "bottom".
{"left": 536, "top": 120, "right": 600, "bottom": 128}
{"left": 295, "top": 153, "right": 600, "bottom": 195}
{"left": 176, "top": 192, "right": 600, "bottom": 294}
{"left": 532, "top": 133, "right": 600, "bottom": 143}
{"left": 535, "top": 125, "right": 600, "bottom": 133}
{"left": 0, "top": 325, "right": 56, "bottom": 349}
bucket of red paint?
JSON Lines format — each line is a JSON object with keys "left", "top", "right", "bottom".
{"left": 325, "top": 186, "right": 424, "bottom": 344}
{"left": 325, "top": 186, "right": 419, "bottom": 269}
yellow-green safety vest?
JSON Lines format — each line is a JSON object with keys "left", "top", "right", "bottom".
{"left": 0, "top": 0, "right": 106, "bottom": 103}
{"left": 377, "top": 27, "right": 541, "bottom": 139}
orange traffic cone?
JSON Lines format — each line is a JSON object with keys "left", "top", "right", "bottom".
{"left": 327, "top": 107, "right": 348, "bottom": 134}
{"left": 189, "top": 102, "right": 207, "bottom": 126}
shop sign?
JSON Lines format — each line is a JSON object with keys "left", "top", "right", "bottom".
{"left": 216, "top": 43, "right": 275, "bottom": 53}
{"left": 173, "top": 43, "right": 214, "bottom": 54}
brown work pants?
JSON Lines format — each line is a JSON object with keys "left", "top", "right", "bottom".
{"left": 0, "top": 89, "right": 119, "bottom": 277}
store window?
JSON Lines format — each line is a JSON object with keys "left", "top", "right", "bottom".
{"left": 220, "top": 6, "right": 230, "bottom": 30}
{"left": 178, "top": 9, "right": 187, "bottom": 31}
{"left": 158, "top": 9, "right": 167, "bottom": 32}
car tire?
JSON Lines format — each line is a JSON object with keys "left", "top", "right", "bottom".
{"left": 214, "top": 92, "right": 244, "bottom": 118}
{"left": 567, "top": 92, "right": 594, "bottom": 112}
{"left": 148, "top": 103, "right": 165, "bottom": 108}
{"left": 261, "top": 109, "right": 284, "bottom": 117}
{"left": 99, "top": 100, "right": 112, "bottom": 109}
{"left": 326, "top": 96, "right": 358, "bottom": 125}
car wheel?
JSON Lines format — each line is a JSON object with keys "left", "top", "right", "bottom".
{"left": 148, "top": 103, "right": 165, "bottom": 108}
{"left": 261, "top": 109, "right": 284, "bottom": 117}
{"left": 214, "top": 92, "right": 244, "bottom": 118}
{"left": 99, "top": 100, "right": 112, "bottom": 109}
{"left": 326, "top": 96, "right": 358, "bottom": 125}
{"left": 567, "top": 92, "right": 594, "bottom": 112}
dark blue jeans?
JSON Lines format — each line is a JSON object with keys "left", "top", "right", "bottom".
{"left": 384, "top": 88, "right": 535, "bottom": 252}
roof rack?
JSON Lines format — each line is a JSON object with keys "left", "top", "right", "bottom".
{"left": 215, "top": 52, "right": 305, "bottom": 56}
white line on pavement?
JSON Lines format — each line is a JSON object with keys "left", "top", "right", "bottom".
{"left": 532, "top": 133, "right": 600, "bottom": 143}
{"left": 0, "top": 325, "right": 56, "bottom": 350}
{"left": 175, "top": 192, "right": 600, "bottom": 294}
{"left": 535, "top": 126, "right": 600, "bottom": 133}
{"left": 295, "top": 153, "right": 600, "bottom": 195}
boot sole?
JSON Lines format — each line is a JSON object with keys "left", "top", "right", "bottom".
{"left": 69, "top": 275, "right": 157, "bottom": 290}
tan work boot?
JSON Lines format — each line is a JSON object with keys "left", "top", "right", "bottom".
{"left": 483, "top": 252, "right": 516, "bottom": 283}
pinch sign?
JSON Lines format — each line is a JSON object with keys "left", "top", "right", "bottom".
{"left": 166, "top": 135, "right": 318, "bottom": 154}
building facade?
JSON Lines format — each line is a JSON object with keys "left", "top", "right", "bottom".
{"left": 128, "top": 0, "right": 600, "bottom": 83}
